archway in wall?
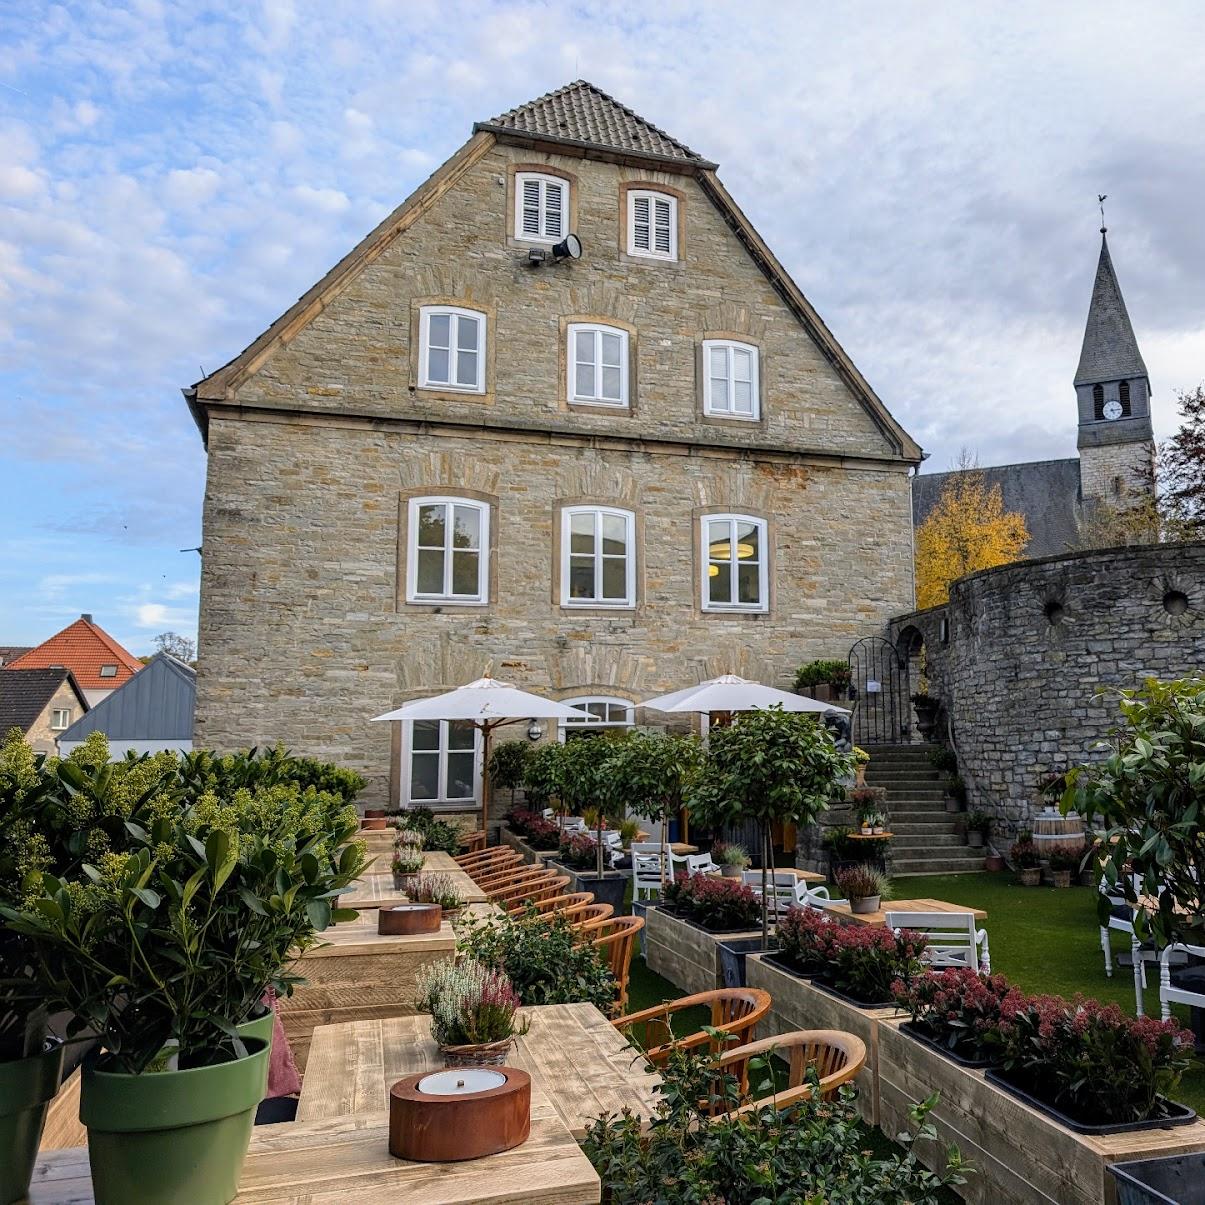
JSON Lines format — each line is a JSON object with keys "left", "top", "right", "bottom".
{"left": 896, "top": 626, "right": 926, "bottom": 744}
{"left": 847, "top": 636, "right": 910, "bottom": 745}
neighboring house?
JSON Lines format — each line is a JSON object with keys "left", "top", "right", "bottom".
{"left": 5, "top": 614, "right": 143, "bottom": 706}
{"left": 58, "top": 653, "right": 195, "bottom": 759}
{"left": 0, "top": 646, "right": 31, "bottom": 668}
{"left": 185, "top": 80, "right": 923, "bottom": 809}
{"left": 0, "top": 668, "right": 89, "bottom": 756}
{"left": 912, "top": 231, "right": 1157, "bottom": 557}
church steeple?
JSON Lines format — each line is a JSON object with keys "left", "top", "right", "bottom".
{"left": 1074, "top": 231, "right": 1150, "bottom": 390}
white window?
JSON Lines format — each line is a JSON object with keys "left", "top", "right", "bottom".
{"left": 405, "top": 719, "right": 480, "bottom": 805}
{"left": 515, "top": 172, "right": 566, "bottom": 241}
{"left": 559, "top": 696, "right": 635, "bottom": 742}
{"left": 702, "top": 514, "right": 768, "bottom": 612}
{"left": 50, "top": 708, "right": 72, "bottom": 730}
{"left": 407, "top": 496, "right": 489, "bottom": 604}
{"left": 99, "top": 665, "right": 117, "bottom": 678}
{"left": 561, "top": 506, "right": 635, "bottom": 608}
{"left": 568, "top": 324, "right": 629, "bottom": 407}
{"left": 703, "top": 341, "right": 759, "bottom": 419}
{"left": 419, "top": 306, "right": 486, "bottom": 393}
{"left": 627, "top": 190, "right": 677, "bottom": 260}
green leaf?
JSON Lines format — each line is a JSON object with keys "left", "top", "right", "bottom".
{"left": 129, "top": 887, "right": 162, "bottom": 909}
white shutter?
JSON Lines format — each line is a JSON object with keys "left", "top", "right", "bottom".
{"left": 521, "top": 178, "right": 542, "bottom": 236}
{"left": 632, "top": 195, "right": 651, "bottom": 251}
{"left": 653, "top": 197, "right": 672, "bottom": 254}
{"left": 544, "top": 180, "right": 564, "bottom": 238}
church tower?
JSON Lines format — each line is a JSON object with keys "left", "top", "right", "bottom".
{"left": 1075, "top": 230, "right": 1156, "bottom": 508}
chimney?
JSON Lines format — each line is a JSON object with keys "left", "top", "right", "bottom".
{"left": 81, "top": 613, "right": 92, "bottom": 623}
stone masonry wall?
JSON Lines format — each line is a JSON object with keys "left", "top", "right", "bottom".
{"left": 27, "top": 680, "right": 82, "bottom": 757}
{"left": 891, "top": 542, "right": 1205, "bottom": 838}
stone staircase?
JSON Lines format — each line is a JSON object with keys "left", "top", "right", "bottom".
{"left": 863, "top": 744, "right": 987, "bottom": 877}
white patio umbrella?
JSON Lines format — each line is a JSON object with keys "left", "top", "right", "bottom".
{"left": 372, "top": 676, "right": 590, "bottom": 831}
{"left": 641, "top": 674, "right": 849, "bottom": 717}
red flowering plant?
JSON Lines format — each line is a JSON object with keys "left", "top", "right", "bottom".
{"left": 506, "top": 810, "right": 561, "bottom": 851}
{"left": 993, "top": 992, "right": 1193, "bottom": 1125}
{"left": 661, "top": 873, "right": 762, "bottom": 932}
{"left": 775, "top": 905, "right": 836, "bottom": 976}
{"left": 893, "top": 969, "right": 1024, "bottom": 1062}
{"left": 558, "top": 832, "right": 600, "bottom": 871}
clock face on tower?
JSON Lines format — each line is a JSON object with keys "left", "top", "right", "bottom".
{"left": 1102, "top": 399, "right": 1123, "bottom": 421}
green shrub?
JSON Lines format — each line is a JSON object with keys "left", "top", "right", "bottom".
{"left": 792, "top": 659, "right": 852, "bottom": 691}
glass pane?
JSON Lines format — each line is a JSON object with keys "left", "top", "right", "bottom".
{"left": 569, "top": 557, "right": 595, "bottom": 599}
{"left": 710, "top": 377, "right": 729, "bottom": 409}
{"left": 737, "top": 521, "right": 760, "bottom": 562}
{"left": 601, "top": 332, "right": 621, "bottom": 367}
{"left": 410, "top": 752, "right": 439, "bottom": 799}
{"left": 602, "top": 513, "right": 627, "bottom": 554}
{"left": 446, "top": 752, "right": 475, "bottom": 798}
{"left": 416, "top": 548, "right": 444, "bottom": 594}
{"left": 709, "top": 561, "right": 731, "bottom": 604}
{"left": 451, "top": 550, "right": 479, "bottom": 596}
{"left": 709, "top": 346, "right": 727, "bottom": 377}
{"left": 456, "top": 349, "right": 478, "bottom": 387}
{"left": 456, "top": 316, "right": 478, "bottom": 351}
{"left": 732, "top": 349, "right": 751, "bottom": 381}
{"left": 602, "top": 556, "right": 626, "bottom": 600}
{"left": 575, "top": 363, "right": 594, "bottom": 397}
{"left": 417, "top": 504, "right": 445, "bottom": 548}
{"left": 602, "top": 366, "right": 621, "bottom": 399}
{"left": 569, "top": 512, "right": 595, "bottom": 554}
{"left": 738, "top": 563, "right": 761, "bottom": 605}
{"left": 707, "top": 520, "right": 731, "bottom": 561}
{"left": 587, "top": 702, "right": 607, "bottom": 720}
{"left": 428, "top": 347, "right": 449, "bottom": 383}
{"left": 448, "top": 720, "right": 476, "bottom": 751}
{"left": 734, "top": 379, "right": 753, "bottom": 411}
{"left": 451, "top": 505, "right": 479, "bottom": 549}
{"left": 428, "top": 313, "right": 450, "bottom": 348}
{"left": 412, "top": 720, "right": 440, "bottom": 751}
{"left": 575, "top": 330, "right": 595, "bottom": 364}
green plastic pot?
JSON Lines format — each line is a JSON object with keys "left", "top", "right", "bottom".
{"left": 80, "top": 1037, "right": 269, "bottom": 1205}
{"left": 0, "top": 1042, "right": 64, "bottom": 1205}
{"left": 236, "top": 1007, "right": 274, "bottom": 1098}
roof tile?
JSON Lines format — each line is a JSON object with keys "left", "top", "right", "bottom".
{"left": 5, "top": 616, "right": 142, "bottom": 691}
{"left": 0, "top": 668, "right": 84, "bottom": 736}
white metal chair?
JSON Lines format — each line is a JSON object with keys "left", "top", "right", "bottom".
{"left": 632, "top": 853, "right": 666, "bottom": 902}
{"left": 1160, "top": 942, "right": 1205, "bottom": 1021}
{"left": 1099, "top": 874, "right": 1158, "bottom": 1015}
{"left": 793, "top": 880, "right": 847, "bottom": 911}
{"left": 885, "top": 911, "right": 991, "bottom": 974}
{"left": 561, "top": 817, "right": 588, "bottom": 835}
{"left": 742, "top": 870, "right": 798, "bottom": 920}
{"left": 685, "top": 852, "right": 720, "bottom": 877}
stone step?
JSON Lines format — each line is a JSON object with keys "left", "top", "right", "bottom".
{"left": 887, "top": 808, "right": 955, "bottom": 822}
{"left": 891, "top": 857, "right": 989, "bottom": 877}
{"left": 865, "top": 771, "right": 943, "bottom": 783}
{"left": 892, "top": 833, "right": 970, "bottom": 849}
{"left": 888, "top": 820, "right": 965, "bottom": 835}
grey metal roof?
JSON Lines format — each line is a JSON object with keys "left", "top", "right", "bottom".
{"left": 60, "top": 653, "right": 195, "bottom": 742}
{"left": 1074, "top": 233, "right": 1149, "bottom": 387}
{"left": 0, "top": 667, "right": 85, "bottom": 735}
{"left": 912, "top": 458, "right": 1084, "bottom": 559}
{"left": 475, "top": 80, "right": 715, "bottom": 168}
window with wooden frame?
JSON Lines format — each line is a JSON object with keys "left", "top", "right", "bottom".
{"left": 703, "top": 340, "right": 760, "bottom": 419}
{"left": 561, "top": 506, "right": 635, "bottom": 608}
{"left": 406, "top": 496, "right": 489, "bottom": 604}
{"left": 702, "top": 514, "right": 768, "bottom": 612}
{"left": 568, "top": 323, "right": 629, "bottom": 407}
{"left": 515, "top": 172, "right": 567, "bottom": 242}
{"left": 419, "top": 305, "right": 486, "bottom": 393}
{"left": 627, "top": 189, "right": 677, "bottom": 260}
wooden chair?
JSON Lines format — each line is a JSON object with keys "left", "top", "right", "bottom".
{"left": 885, "top": 910, "right": 991, "bottom": 974}
{"left": 591, "top": 915, "right": 644, "bottom": 1016}
{"left": 612, "top": 988, "right": 771, "bottom": 1068}
{"left": 631, "top": 851, "right": 667, "bottom": 902}
{"left": 686, "top": 851, "right": 721, "bottom": 876}
{"left": 711, "top": 1029, "right": 867, "bottom": 1118}
{"left": 457, "top": 853, "right": 522, "bottom": 881}
{"left": 515, "top": 874, "right": 571, "bottom": 907}
{"left": 476, "top": 863, "right": 548, "bottom": 893}
{"left": 569, "top": 902, "right": 616, "bottom": 936}
{"left": 456, "top": 847, "right": 521, "bottom": 872}
{"left": 507, "top": 891, "right": 594, "bottom": 919}
{"left": 742, "top": 870, "right": 798, "bottom": 921}
{"left": 1160, "top": 941, "right": 1205, "bottom": 1021}
{"left": 490, "top": 871, "right": 563, "bottom": 906}
{"left": 460, "top": 830, "right": 487, "bottom": 854}
{"left": 793, "top": 880, "right": 847, "bottom": 911}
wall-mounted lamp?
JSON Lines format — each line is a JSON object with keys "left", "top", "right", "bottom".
{"left": 526, "top": 719, "right": 544, "bottom": 742}
{"left": 525, "top": 234, "right": 583, "bottom": 269}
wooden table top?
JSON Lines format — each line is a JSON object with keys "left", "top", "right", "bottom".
{"left": 342, "top": 851, "right": 487, "bottom": 909}
{"left": 30, "top": 1089, "right": 600, "bottom": 1204}
{"left": 298, "top": 1002, "right": 660, "bottom": 1139}
{"left": 846, "top": 831, "right": 894, "bottom": 840}
{"left": 824, "top": 897, "right": 988, "bottom": 927}
{"left": 298, "top": 901, "right": 499, "bottom": 958}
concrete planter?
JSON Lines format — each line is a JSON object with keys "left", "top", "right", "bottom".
{"left": 745, "top": 953, "right": 902, "bottom": 1125}
{"left": 499, "top": 826, "right": 560, "bottom": 865}
{"left": 645, "top": 905, "right": 765, "bottom": 997}
{"left": 878, "top": 1021, "right": 1205, "bottom": 1205}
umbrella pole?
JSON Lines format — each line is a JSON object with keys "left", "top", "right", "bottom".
{"left": 480, "top": 722, "right": 493, "bottom": 840}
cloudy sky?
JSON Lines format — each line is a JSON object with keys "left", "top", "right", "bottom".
{"left": 2, "top": 1, "right": 1204, "bottom": 652}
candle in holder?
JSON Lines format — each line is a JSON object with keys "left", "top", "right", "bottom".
{"left": 378, "top": 902, "right": 442, "bottom": 935}
{"left": 389, "top": 1066, "right": 531, "bottom": 1162}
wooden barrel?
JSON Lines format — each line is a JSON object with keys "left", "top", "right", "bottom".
{"left": 1031, "top": 807, "right": 1084, "bottom": 853}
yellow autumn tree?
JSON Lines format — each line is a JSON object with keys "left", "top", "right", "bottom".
{"left": 915, "top": 468, "right": 1030, "bottom": 609}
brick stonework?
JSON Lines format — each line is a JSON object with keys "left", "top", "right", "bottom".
{"left": 194, "top": 136, "right": 918, "bottom": 805}
{"left": 1078, "top": 437, "right": 1156, "bottom": 508}
{"left": 27, "top": 681, "right": 82, "bottom": 757}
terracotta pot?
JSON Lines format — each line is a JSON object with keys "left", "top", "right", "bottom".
{"left": 984, "top": 853, "right": 1004, "bottom": 872}
{"left": 1018, "top": 867, "right": 1041, "bottom": 886}
{"left": 849, "top": 895, "right": 880, "bottom": 914}
{"left": 439, "top": 1038, "right": 515, "bottom": 1069}
{"left": 854, "top": 765, "right": 867, "bottom": 787}
{"left": 361, "top": 816, "right": 386, "bottom": 831}
{"left": 378, "top": 903, "right": 442, "bottom": 935}
{"left": 364, "top": 809, "right": 386, "bottom": 819}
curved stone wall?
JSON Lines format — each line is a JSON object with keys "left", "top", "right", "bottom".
{"left": 890, "top": 541, "right": 1205, "bottom": 835}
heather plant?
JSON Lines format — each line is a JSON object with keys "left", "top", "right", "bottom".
{"left": 1045, "top": 842, "right": 1084, "bottom": 873}
{"left": 391, "top": 845, "right": 425, "bottom": 876}
{"left": 661, "top": 874, "right": 761, "bottom": 931}
{"left": 834, "top": 864, "right": 889, "bottom": 903}
{"left": 406, "top": 872, "right": 463, "bottom": 911}
{"left": 894, "top": 968, "right": 1024, "bottom": 1062}
{"left": 390, "top": 826, "right": 425, "bottom": 847}
{"left": 415, "top": 959, "right": 529, "bottom": 1047}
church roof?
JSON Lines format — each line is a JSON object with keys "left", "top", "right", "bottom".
{"left": 912, "top": 458, "right": 1083, "bottom": 559}
{"left": 1074, "top": 232, "right": 1149, "bottom": 387}
{"left": 474, "top": 80, "right": 716, "bottom": 169}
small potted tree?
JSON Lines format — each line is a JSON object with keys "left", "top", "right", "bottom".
{"left": 712, "top": 842, "right": 750, "bottom": 879}
{"left": 836, "top": 865, "right": 889, "bottom": 914}
{"left": 553, "top": 736, "right": 628, "bottom": 913}
{"left": 966, "top": 810, "right": 991, "bottom": 849}
{"left": 488, "top": 739, "right": 532, "bottom": 813}
{"left": 1010, "top": 834, "right": 1042, "bottom": 886}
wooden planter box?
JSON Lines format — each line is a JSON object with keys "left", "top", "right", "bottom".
{"left": 500, "top": 826, "right": 561, "bottom": 865}
{"left": 745, "top": 953, "right": 902, "bottom": 1126}
{"left": 645, "top": 905, "right": 765, "bottom": 998}
{"left": 877, "top": 1021, "right": 1205, "bottom": 1205}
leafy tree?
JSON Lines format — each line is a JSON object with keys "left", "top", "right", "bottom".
{"left": 915, "top": 457, "right": 1029, "bottom": 609}
{"left": 688, "top": 708, "right": 851, "bottom": 948}
{"left": 558, "top": 735, "right": 627, "bottom": 877}
{"left": 1160, "top": 385, "right": 1205, "bottom": 538}
{"left": 521, "top": 741, "right": 565, "bottom": 811}
{"left": 152, "top": 631, "right": 196, "bottom": 662}
{"left": 487, "top": 740, "right": 531, "bottom": 810}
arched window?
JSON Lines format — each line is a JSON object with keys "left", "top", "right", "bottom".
{"left": 1092, "top": 383, "right": 1105, "bottom": 420}
{"left": 1119, "top": 379, "right": 1132, "bottom": 415}
{"left": 558, "top": 696, "right": 634, "bottom": 742}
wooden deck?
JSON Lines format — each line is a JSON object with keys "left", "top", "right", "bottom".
{"left": 340, "top": 851, "right": 487, "bottom": 909}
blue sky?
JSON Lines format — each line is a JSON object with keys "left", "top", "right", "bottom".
{"left": 3, "top": 1, "right": 1204, "bottom": 652}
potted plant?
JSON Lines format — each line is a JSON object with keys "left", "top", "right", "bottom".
{"left": 487, "top": 739, "right": 532, "bottom": 812}
{"left": 851, "top": 745, "right": 870, "bottom": 787}
{"left": 389, "top": 826, "right": 425, "bottom": 848}
{"left": 1011, "top": 835, "right": 1041, "bottom": 886}
{"left": 1046, "top": 843, "right": 1082, "bottom": 888}
{"left": 792, "top": 659, "right": 853, "bottom": 703}
{"left": 415, "top": 959, "right": 530, "bottom": 1068}
{"left": 835, "top": 864, "right": 888, "bottom": 914}
{"left": 928, "top": 747, "right": 958, "bottom": 775}
{"left": 911, "top": 692, "right": 941, "bottom": 741}
{"left": 391, "top": 843, "right": 425, "bottom": 891}
{"left": 712, "top": 842, "right": 750, "bottom": 879}
{"left": 617, "top": 817, "right": 640, "bottom": 850}
{"left": 966, "top": 810, "right": 990, "bottom": 849}
{"left": 894, "top": 967, "right": 1023, "bottom": 1067}
{"left": 945, "top": 775, "right": 967, "bottom": 813}
{"left": 406, "top": 871, "right": 464, "bottom": 916}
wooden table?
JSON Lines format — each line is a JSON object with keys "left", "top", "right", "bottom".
{"left": 341, "top": 851, "right": 487, "bottom": 909}
{"left": 824, "top": 897, "right": 988, "bottom": 928}
{"left": 298, "top": 1002, "right": 660, "bottom": 1139}
{"left": 30, "top": 1084, "right": 600, "bottom": 1203}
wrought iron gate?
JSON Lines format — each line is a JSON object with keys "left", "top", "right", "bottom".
{"left": 847, "top": 636, "right": 910, "bottom": 745}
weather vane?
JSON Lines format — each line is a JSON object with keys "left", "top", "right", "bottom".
{"left": 1098, "top": 194, "right": 1108, "bottom": 234}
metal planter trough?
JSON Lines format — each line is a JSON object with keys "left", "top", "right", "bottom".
{"left": 1111, "top": 1152, "right": 1205, "bottom": 1204}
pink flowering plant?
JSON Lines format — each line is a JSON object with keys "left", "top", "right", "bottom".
{"left": 894, "top": 969, "right": 1024, "bottom": 1062}
{"left": 558, "top": 832, "right": 600, "bottom": 871}
{"left": 506, "top": 810, "right": 561, "bottom": 851}
{"left": 415, "top": 958, "right": 531, "bottom": 1047}
{"left": 994, "top": 992, "right": 1192, "bottom": 1125}
{"left": 662, "top": 873, "right": 762, "bottom": 931}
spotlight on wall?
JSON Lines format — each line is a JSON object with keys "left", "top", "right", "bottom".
{"left": 526, "top": 719, "right": 544, "bottom": 742}
{"left": 551, "top": 234, "right": 582, "bottom": 261}
{"left": 527, "top": 247, "right": 547, "bottom": 267}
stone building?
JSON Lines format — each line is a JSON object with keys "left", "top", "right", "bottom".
{"left": 0, "top": 667, "right": 89, "bottom": 757}
{"left": 912, "top": 231, "right": 1157, "bottom": 556}
{"left": 186, "top": 81, "right": 922, "bottom": 808}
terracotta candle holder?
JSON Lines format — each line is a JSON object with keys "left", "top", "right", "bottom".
{"left": 361, "top": 816, "right": 387, "bottom": 830}
{"left": 389, "top": 1066, "right": 531, "bottom": 1162}
{"left": 378, "top": 903, "right": 442, "bottom": 936}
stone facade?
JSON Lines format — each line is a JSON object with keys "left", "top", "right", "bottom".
{"left": 191, "top": 105, "right": 920, "bottom": 807}
{"left": 890, "top": 541, "right": 1205, "bottom": 836}
{"left": 1078, "top": 436, "right": 1157, "bottom": 510}
{"left": 27, "top": 679, "right": 83, "bottom": 757}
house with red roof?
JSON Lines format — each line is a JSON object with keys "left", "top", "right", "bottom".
{"left": 4, "top": 614, "right": 142, "bottom": 706}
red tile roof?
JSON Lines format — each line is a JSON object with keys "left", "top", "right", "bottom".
{"left": 5, "top": 616, "right": 142, "bottom": 691}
